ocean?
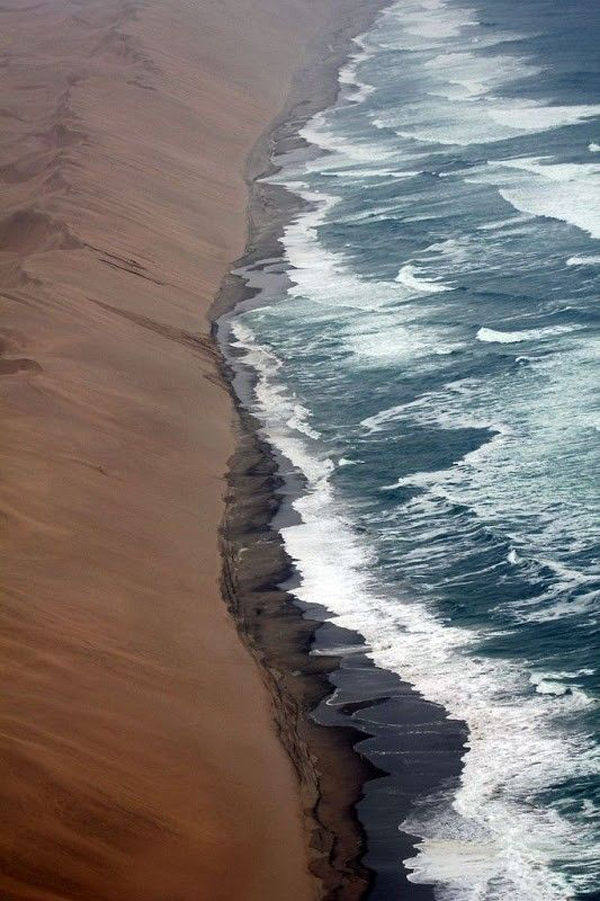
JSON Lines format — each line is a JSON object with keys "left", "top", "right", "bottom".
{"left": 219, "top": 0, "right": 600, "bottom": 897}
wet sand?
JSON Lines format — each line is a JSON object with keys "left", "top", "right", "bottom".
{"left": 213, "top": 6, "right": 467, "bottom": 896}
{"left": 0, "top": 0, "right": 384, "bottom": 898}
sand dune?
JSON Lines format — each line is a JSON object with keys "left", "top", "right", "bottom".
{"left": 0, "top": 0, "right": 362, "bottom": 897}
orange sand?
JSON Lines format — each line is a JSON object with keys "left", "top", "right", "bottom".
{"left": 0, "top": 0, "right": 354, "bottom": 898}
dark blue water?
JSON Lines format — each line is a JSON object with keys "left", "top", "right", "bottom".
{"left": 227, "top": 0, "right": 600, "bottom": 896}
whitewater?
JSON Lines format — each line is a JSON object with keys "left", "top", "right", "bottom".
{"left": 224, "top": 0, "right": 600, "bottom": 897}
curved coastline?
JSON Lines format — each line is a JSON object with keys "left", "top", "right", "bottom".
{"left": 0, "top": 0, "right": 396, "bottom": 898}
{"left": 211, "top": 5, "right": 469, "bottom": 897}
{"left": 211, "top": 7, "right": 393, "bottom": 895}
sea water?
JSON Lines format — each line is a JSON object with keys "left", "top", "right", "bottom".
{"left": 226, "top": 0, "right": 600, "bottom": 897}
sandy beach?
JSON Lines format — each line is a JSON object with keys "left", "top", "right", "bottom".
{"left": 0, "top": 0, "right": 385, "bottom": 898}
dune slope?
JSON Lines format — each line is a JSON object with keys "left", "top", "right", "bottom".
{"left": 0, "top": 0, "right": 354, "bottom": 898}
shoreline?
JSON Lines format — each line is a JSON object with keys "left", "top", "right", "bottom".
{"left": 212, "top": 6, "right": 393, "bottom": 895}
{"left": 0, "top": 1, "right": 396, "bottom": 898}
{"left": 211, "top": 4, "right": 469, "bottom": 897}
{"left": 0, "top": 0, "right": 469, "bottom": 895}
{"left": 219, "top": 414, "right": 382, "bottom": 897}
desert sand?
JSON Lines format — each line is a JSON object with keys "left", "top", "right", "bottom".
{"left": 0, "top": 0, "right": 372, "bottom": 898}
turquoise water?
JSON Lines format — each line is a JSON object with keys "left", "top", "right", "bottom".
{"left": 227, "top": 1, "right": 600, "bottom": 896}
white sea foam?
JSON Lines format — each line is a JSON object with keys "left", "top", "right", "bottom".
{"left": 396, "top": 263, "right": 453, "bottom": 293}
{"left": 231, "top": 319, "right": 599, "bottom": 901}
{"left": 362, "top": 381, "right": 488, "bottom": 435}
{"left": 482, "top": 156, "right": 600, "bottom": 239}
{"left": 497, "top": 186, "right": 600, "bottom": 240}
{"left": 589, "top": 142, "right": 600, "bottom": 152}
{"left": 360, "top": 342, "right": 600, "bottom": 598}
{"left": 344, "top": 321, "right": 462, "bottom": 365}
{"left": 566, "top": 254, "right": 600, "bottom": 266}
{"left": 339, "top": 35, "right": 376, "bottom": 104}
{"left": 373, "top": 108, "right": 508, "bottom": 146}
{"left": 286, "top": 403, "right": 321, "bottom": 440}
{"left": 368, "top": 0, "right": 600, "bottom": 148}
{"left": 530, "top": 673, "right": 595, "bottom": 710}
{"left": 328, "top": 167, "right": 421, "bottom": 180}
{"left": 380, "top": 98, "right": 600, "bottom": 147}
{"left": 233, "top": 7, "right": 600, "bottom": 896}
{"left": 424, "top": 50, "right": 541, "bottom": 101}
{"left": 278, "top": 182, "right": 462, "bottom": 365}
{"left": 238, "top": 140, "right": 600, "bottom": 885}
{"left": 387, "top": 0, "right": 479, "bottom": 46}
{"left": 489, "top": 103, "right": 600, "bottom": 132}
{"left": 476, "top": 325, "right": 573, "bottom": 344}
{"left": 282, "top": 185, "right": 398, "bottom": 311}
{"left": 230, "top": 322, "right": 328, "bottom": 482}
{"left": 493, "top": 155, "right": 600, "bottom": 181}
{"left": 477, "top": 213, "right": 535, "bottom": 231}
{"left": 301, "top": 111, "right": 396, "bottom": 166}
{"left": 362, "top": 402, "right": 414, "bottom": 434}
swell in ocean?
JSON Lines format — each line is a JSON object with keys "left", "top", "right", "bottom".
{"left": 218, "top": 0, "right": 600, "bottom": 898}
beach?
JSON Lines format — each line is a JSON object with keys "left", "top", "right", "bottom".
{"left": 4, "top": 0, "right": 596, "bottom": 896}
{"left": 218, "top": 0, "right": 600, "bottom": 897}
{"left": 0, "top": 0, "right": 387, "bottom": 898}
{"left": 213, "top": 79, "right": 466, "bottom": 901}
